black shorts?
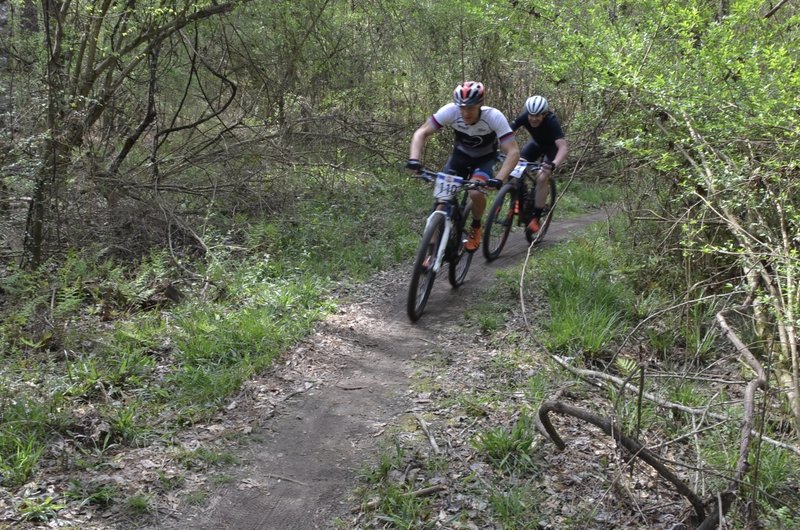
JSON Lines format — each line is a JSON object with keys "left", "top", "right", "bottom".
{"left": 443, "top": 149, "right": 497, "bottom": 180}
{"left": 520, "top": 140, "right": 557, "bottom": 164}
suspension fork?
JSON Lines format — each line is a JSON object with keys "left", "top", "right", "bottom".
{"left": 423, "top": 208, "right": 452, "bottom": 273}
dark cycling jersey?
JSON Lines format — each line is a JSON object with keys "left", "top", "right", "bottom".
{"left": 510, "top": 111, "right": 565, "bottom": 155}
{"left": 430, "top": 103, "right": 515, "bottom": 158}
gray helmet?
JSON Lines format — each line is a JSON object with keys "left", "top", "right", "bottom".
{"left": 525, "top": 95, "right": 548, "bottom": 115}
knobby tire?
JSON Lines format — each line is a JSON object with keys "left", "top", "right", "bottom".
{"left": 407, "top": 213, "right": 444, "bottom": 321}
{"left": 448, "top": 198, "right": 473, "bottom": 287}
{"left": 483, "top": 184, "right": 517, "bottom": 262}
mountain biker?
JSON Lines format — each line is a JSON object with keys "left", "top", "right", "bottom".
{"left": 509, "top": 95, "right": 568, "bottom": 233}
{"left": 406, "top": 81, "right": 521, "bottom": 251}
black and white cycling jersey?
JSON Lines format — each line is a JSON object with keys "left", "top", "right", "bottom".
{"left": 429, "top": 103, "right": 515, "bottom": 159}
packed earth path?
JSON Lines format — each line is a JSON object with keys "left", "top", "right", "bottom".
{"left": 137, "top": 211, "right": 611, "bottom": 530}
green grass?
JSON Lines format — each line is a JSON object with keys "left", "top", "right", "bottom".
{"left": 66, "top": 479, "right": 120, "bottom": 506}
{"left": 354, "top": 438, "right": 439, "bottom": 529}
{"left": 489, "top": 484, "right": 544, "bottom": 529}
{"left": 0, "top": 394, "right": 50, "bottom": 487}
{"left": 375, "top": 483, "right": 435, "bottom": 530}
{"left": 472, "top": 413, "right": 538, "bottom": 473}
{"left": 183, "top": 490, "right": 207, "bottom": 505}
{"left": 536, "top": 228, "right": 634, "bottom": 355}
{"left": 178, "top": 447, "right": 239, "bottom": 470}
{"left": 524, "top": 370, "right": 553, "bottom": 408}
{"left": 125, "top": 493, "right": 154, "bottom": 516}
{"left": 18, "top": 496, "right": 65, "bottom": 523}
{"left": 555, "top": 177, "right": 622, "bottom": 217}
{"left": 0, "top": 166, "right": 434, "bottom": 497}
{"left": 355, "top": 204, "right": 800, "bottom": 528}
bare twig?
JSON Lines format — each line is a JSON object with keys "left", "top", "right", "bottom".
{"left": 695, "top": 311, "right": 769, "bottom": 529}
{"left": 265, "top": 473, "right": 308, "bottom": 487}
{"left": 764, "top": 0, "right": 792, "bottom": 18}
{"left": 414, "top": 413, "right": 441, "bottom": 455}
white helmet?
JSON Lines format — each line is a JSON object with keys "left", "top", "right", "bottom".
{"left": 525, "top": 95, "right": 548, "bottom": 115}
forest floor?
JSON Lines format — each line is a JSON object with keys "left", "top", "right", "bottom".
{"left": 11, "top": 209, "right": 695, "bottom": 530}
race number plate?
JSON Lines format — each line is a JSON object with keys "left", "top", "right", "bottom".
{"left": 433, "top": 173, "right": 463, "bottom": 200}
{"left": 510, "top": 160, "right": 528, "bottom": 178}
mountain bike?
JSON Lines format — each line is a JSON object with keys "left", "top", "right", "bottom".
{"left": 407, "top": 169, "right": 494, "bottom": 322}
{"left": 482, "top": 158, "right": 556, "bottom": 262}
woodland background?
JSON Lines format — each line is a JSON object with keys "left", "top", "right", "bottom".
{"left": 0, "top": 0, "right": 799, "bottom": 528}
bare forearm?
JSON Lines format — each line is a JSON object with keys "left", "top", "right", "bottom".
{"left": 496, "top": 142, "right": 520, "bottom": 181}
{"left": 410, "top": 123, "right": 436, "bottom": 160}
{"left": 553, "top": 139, "right": 568, "bottom": 167}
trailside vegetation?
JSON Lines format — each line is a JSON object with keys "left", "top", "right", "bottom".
{"left": 1, "top": 0, "right": 798, "bottom": 527}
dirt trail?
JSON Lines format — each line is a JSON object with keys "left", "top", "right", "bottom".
{"left": 144, "top": 211, "right": 610, "bottom": 530}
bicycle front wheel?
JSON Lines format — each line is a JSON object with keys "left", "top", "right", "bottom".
{"left": 448, "top": 198, "right": 474, "bottom": 287}
{"left": 483, "top": 184, "right": 518, "bottom": 262}
{"left": 525, "top": 178, "right": 557, "bottom": 244}
{"left": 407, "top": 214, "right": 444, "bottom": 321}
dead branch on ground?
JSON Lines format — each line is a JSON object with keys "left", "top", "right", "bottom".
{"left": 538, "top": 399, "right": 707, "bottom": 521}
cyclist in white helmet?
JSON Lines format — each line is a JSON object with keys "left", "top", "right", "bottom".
{"left": 509, "top": 95, "right": 568, "bottom": 233}
{"left": 407, "top": 81, "right": 520, "bottom": 251}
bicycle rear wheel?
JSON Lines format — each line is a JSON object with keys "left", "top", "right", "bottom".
{"left": 483, "top": 184, "right": 518, "bottom": 262}
{"left": 407, "top": 214, "right": 444, "bottom": 321}
{"left": 448, "top": 198, "right": 474, "bottom": 287}
{"left": 525, "top": 178, "right": 557, "bottom": 244}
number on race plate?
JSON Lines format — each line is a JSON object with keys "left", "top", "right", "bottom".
{"left": 510, "top": 161, "right": 528, "bottom": 178}
{"left": 433, "top": 173, "right": 463, "bottom": 200}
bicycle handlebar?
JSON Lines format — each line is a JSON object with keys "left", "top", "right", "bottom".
{"left": 496, "top": 153, "right": 544, "bottom": 172}
{"left": 411, "top": 168, "right": 496, "bottom": 189}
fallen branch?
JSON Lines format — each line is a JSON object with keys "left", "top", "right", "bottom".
{"left": 538, "top": 399, "right": 707, "bottom": 520}
{"left": 546, "top": 351, "right": 800, "bottom": 457}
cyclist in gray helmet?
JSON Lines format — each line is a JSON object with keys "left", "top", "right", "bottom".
{"left": 407, "top": 81, "right": 520, "bottom": 252}
{"left": 509, "top": 95, "right": 568, "bottom": 233}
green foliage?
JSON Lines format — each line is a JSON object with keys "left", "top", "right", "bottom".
{"left": 555, "top": 178, "right": 623, "bottom": 217}
{"left": 524, "top": 371, "right": 552, "bottom": 408}
{"left": 473, "top": 413, "right": 537, "bottom": 473}
{"left": 177, "top": 447, "right": 239, "bottom": 470}
{"left": 108, "top": 400, "right": 147, "bottom": 446}
{"left": 355, "top": 438, "right": 437, "bottom": 529}
{"left": 0, "top": 164, "right": 436, "bottom": 486}
{"left": 66, "top": 480, "right": 120, "bottom": 507}
{"left": 457, "top": 394, "right": 490, "bottom": 419}
{"left": 375, "top": 483, "right": 434, "bottom": 530}
{"left": 0, "top": 434, "right": 45, "bottom": 488}
{"left": 183, "top": 490, "right": 207, "bottom": 505}
{"left": 165, "top": 270, "right": 328, "bottom": 416}
{"left": 763, "top": 505, "right": 800, "bottom": 530}
{"left": 489, "top": 484, "right": 543, "bottom": 529}
{"left": 537, "top": 229, "right": 634, "bottom": 354}
{"left": 125, "top": 493, "right": 154, "bottom": 516}
{"left": 18, "top": 496, "right": 65, "bottom": 523}
{"left": 750, "top": 445, "right": 799, "bottom": 499}
{"left": 608, "top": 382, "right": 658, "bottom": 436}
{"left": 359, "top": 439, "right": 406, "bottom": 486}
{"left": 0, "top": 393, "right": 49, "bottom": 487}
